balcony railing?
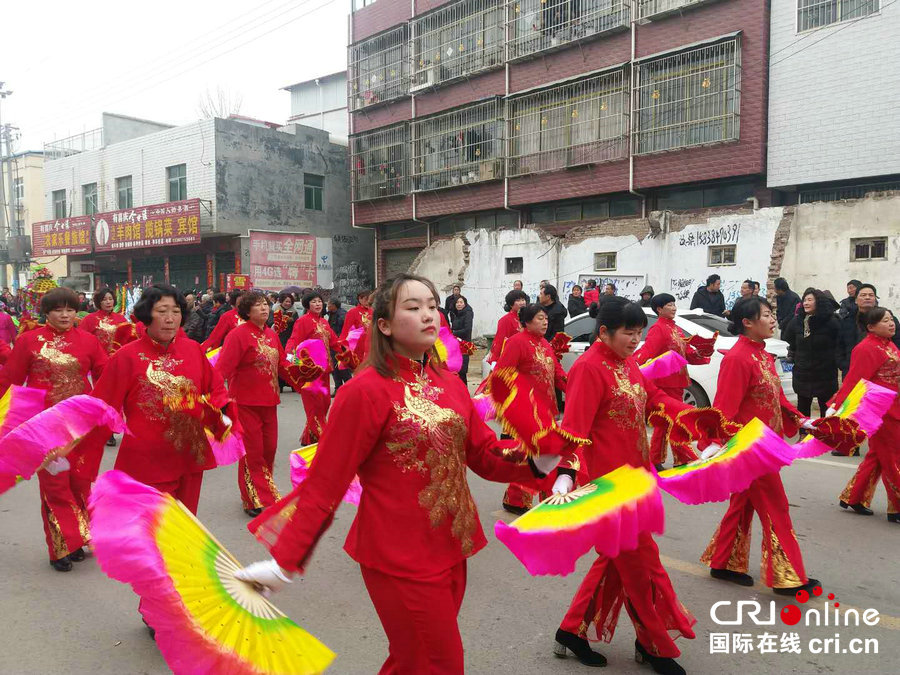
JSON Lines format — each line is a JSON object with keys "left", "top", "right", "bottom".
{"left": 348, "top": 25, "right": 409, "bottom": 111}
{"left": 350, "top": 123, "right": 409, "bottom": 201}
{"left": 43, "top": 128, "right": 104, "bottom": 161}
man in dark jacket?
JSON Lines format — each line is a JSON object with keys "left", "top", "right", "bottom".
{"left": 689, "top": 274, "right": 727, "bottom": 316}
{"left": 773, "top": 278, "right": 801, "bottom": 330}
{"left": 326, "top": 299, "right": 347, "bottom": 336}
{"left": 840, "top": 279, "right": 861, "bottom": 315}
{"left": 638, "top": 285, "right": 655, "bottom": 307}
{"left": 835, "top": 283, "right": 900, "bottom": 376}
{"left": 204, "top": 292, "right": 228, "bottom": 340}
{"left": 444, "top": 285, "right": 462, "bottom": 315}
{"left": 567, "top": 285, "right": 587, "bottom": 317}
{"left": 539, "top": 283, "right": 567, "bottom": 341}
{"left": 182, "top": 292, "right": 206, "bottom": 342}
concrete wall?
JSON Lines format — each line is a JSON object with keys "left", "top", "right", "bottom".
{"left": 102, "top": 113, "right": 174, "bottom": 147}
{"left": 767, "top": 2, "right": 900, "bottom": 188}
{"left": 288, "top": 74, "right": 348, "bottom": 142}
{"left": 780, "top": 193, "right": 900, "bottom": 307}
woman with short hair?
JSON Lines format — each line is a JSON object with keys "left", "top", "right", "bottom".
{"left": 79, "top": 287, "right": 128, "bottom": 354}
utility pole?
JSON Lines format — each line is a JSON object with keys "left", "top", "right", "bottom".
{"left": 0, "top": 82, "right": 13, "bottom": 288}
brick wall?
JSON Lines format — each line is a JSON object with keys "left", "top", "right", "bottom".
{"left": 351, "top": 1, "right": 411, "bottom": 42}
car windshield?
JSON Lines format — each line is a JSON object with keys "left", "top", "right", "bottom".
{"left": 680, "top": 313, "right": 734, "bottom": 337}
{"left": 565, "top": 314, "right": 656, "bottom": 343}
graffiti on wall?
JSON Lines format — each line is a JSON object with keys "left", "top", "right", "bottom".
{"left": 670, "top": 278, "right": 744, "bottom": 309}
{"left": 671, "top": 278, "right": 695, "bottom": 302}
{"left": 577, "top": 274, "right": 646, "bottom": 301}
{"left": 333, "top": 261, "right": 372, "bottom": 305}
{"left": 678, "top": 222, "right": 741, "bottom": 248}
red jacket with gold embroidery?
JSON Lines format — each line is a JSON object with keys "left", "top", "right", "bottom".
{"left": 0, "top": 325, "right": 107, "bottom": 406}
{"left": 713, "top": 335, "right": 801, "bottom": 437}
{"left": 216, "top": 322, "right": 296, "bottom": 407}
{"left": 340, "top": 304, "right": 373, "bottom": 359}
{"left": 201, "top": 308, "right": 242, "bottom": 352}
{"left": 248, "top": 358, "right": 536, "bottom": 578}
{"left": 496, "top": 330, "right": 566, "bottom": 413}
{"left": 91, "top": 334, "right": 228, "bottom": 483}
{"left": 831, "top": 334, "right": 900, "bottom": 421}
{"left": 633, "top": 316, "right": 706, "bottom": 390}
{"left": 488, "top": 309, "right": 522, "bottom": 363}
{"left": 559, "top": 340, "right": 689, "bottom": 479}
{"left": 285, "top": 312, "right": 341, "bottom": 360}
{"left": 79, "top": 310, "right": 129, "bottom": 354}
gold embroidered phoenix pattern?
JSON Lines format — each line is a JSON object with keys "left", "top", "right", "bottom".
{"left": 33, "top": 335, "right": 84, "bottom": 404}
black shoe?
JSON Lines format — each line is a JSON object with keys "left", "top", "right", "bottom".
{"left": 634, "top": 639, "right": 685, "bottom": 675}
{"left": 244, "top": 507, "right": 263, "bottom": 518}
{"left": 553, "top": 629, "right": 607, "bottom": 667}
{"left": 68, "top": 547, "right": 86, "bottom": 562}
{"left": 840, "top": 500, "right": 874, "bottom": 515}
{"left": 888, "top": 513, "right": 900, "bottom": 523}
{"left": 710, "top": 568, "right": 754, "bottom": 586}
{"left": 142, "top": 617, "right": 156, "bottom": 641}
{"left": 774, "top": 577, "right": 821, "bottom": 596}
{"left": 50, "top": 557, "right": 73, "bottom": 572}
{"left": 654, "top": 463, "right": 665, "bottom": 472}
{"left": 502, "top": 503, "right": 529, "bottom": 516}
{"left": 106, "top": 436, "right": 117, "bottom": 446}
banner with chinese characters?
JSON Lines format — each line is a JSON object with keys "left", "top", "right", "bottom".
{"left": 31, "top": 216, "right": 93, "bottom": 256}
{"left": 226, "top": 274, "right": 252, "bottom": 291}
{"left": 248, "top": 231, "right": 333, "bottom": 291}
{"left": 93, "top": 199, "right": 201, "bottom": 251}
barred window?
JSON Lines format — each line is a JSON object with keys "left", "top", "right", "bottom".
{"left": 350, "top": 124, "right": 409, "bottom": 201}
{"left": 797, "top": 0, "right": 879, "bottom": 32}
{"left": 637, "top": 0, "right": 712, "bottom": 19}
{"left": 506, "top": 0, "right": 630, "bottom": 61}
{"left": 349, "top": 26, "right": 408, "bottom": 111}
{"left": 411, "top": 99, "right": 504, "bottom": 191}
{"left": 508, "top": 69, "right": 627, "bottom": 177}
{"left": 633, "top": 39, "right": 740, "bottom": 155}
{"left": 83, "top": 182, "right": 98, "bottom": 216}
{"left": 411, "top": 0, "right": 504, "bottom": 91}
{"left": 53, "top": 189, "right": 67, "bottom": 220}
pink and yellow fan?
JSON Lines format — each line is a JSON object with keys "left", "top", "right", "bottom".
{"left": 656, "top": 417, "right": 796, "bottom": 504}
{"left": 206, "top": 347, "right": 222, "bottom": 367}
{"left": 494, "top": 465, "right": 664, "bottom": 576}
{"left": 433, "top": 326, "right": 463, "bottom": 372}
{"left": 294, "top": 340, "right": 329, "bottom": 396}
{"left": 89, "top": 470, "right": 335, "bottom": 675}
{"left": 638, "top": 350, "right": 688, "bottom": 381}
{"left": 0, "top": 395, "right": 124, "bottom": 494}
{"left": 289, "top": 444, "right": 361, "bottom": 506}
{"left": 0, "top": 385, "right": 47, "bottom": 439}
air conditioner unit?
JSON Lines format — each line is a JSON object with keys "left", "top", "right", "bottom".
{"left": 410, "top": 66, "right": 435, "bottom": 92}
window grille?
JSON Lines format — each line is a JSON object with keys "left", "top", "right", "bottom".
{"left": 708, "top": 244, "right": 736, "bottom": 266}
{"left": 850, "top": 237, "right": 887, "bottom": 261}
{"left": 799, "top": 180, "right": 900, "bottom": 203}
{"left": 594, "top": 251, "right": 617, "bottom": 271}
{"left": 633, "top": 38, "right": 740, "bottom": 155}
{"left": 349, "top": 26, "right": 409, "bottom": 111}
{"left": 508, "top": 69, "right": 627, "bottom": 177}
{"left": 350, "top": 124, "right": 409, "bottom": 201}
{"left": 637, "top": 0, "right": 711, "bottom": 19}
{"left": 797, "top": 0, "right": 879, "bottom": 32}
{"left": 411, "top": 99, "right": 504, "bottom": 190}
{"left": 411, "top": 0, "right": 504, "bottom": 90}
{"left": 13, "top": 178, "right": 24, "bottom": 205}
{"left": 506, "top": 0, "right": 630, "bottom": 61}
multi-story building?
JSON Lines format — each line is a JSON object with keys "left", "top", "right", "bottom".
{"left": 39, "top": 113, "right": 374, "bottom": 301}
{"left": 283, "top": 71, "right": 349, "bottom": 143}
{"left": 347, "top": 0, "right": 772, "bottom": 283}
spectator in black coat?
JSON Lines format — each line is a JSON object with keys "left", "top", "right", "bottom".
{"left": 774, "top": 277, "right": 801, "bottom": 330}
{"left": 567, "top": 285, "right": 587, "bottom": 317}
{"left": 444, "top": 285, "right": 462, "bottom": 315}
{"left": 836, "top": 282, "right": 900, "bottom": 377}
{"left": 182, "top": 292, "right": 206, "bottom": 342}
{"left": 326, "top": 298, "right": 351, "bottom": 394}
{"left": 204, "top": 292, "right": 228, "bottom": 340}
{"left": 840, "top": 279, "right": 862, "bottom": 315}
{"left": 689, "top": 274, "right": 727, "bottom": 316}
{"left": 783, "top": 289, "right": 840, "bottom": 418}
{"left": 538, "top": 283, "right": 567, "bottom": 341}
{"left": 638, "top": 285, "right": 655, "bottom": 307}
{"left": 449, "top": 296, "right": 474, "bottom": 384}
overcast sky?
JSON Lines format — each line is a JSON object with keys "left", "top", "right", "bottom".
{"left": 3, "top": 0, "right": 348, "bottom": 153}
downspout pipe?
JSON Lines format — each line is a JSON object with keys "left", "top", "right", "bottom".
{"left": 502, "top": 22, "right": 522, "bottom": 227}
{"left": 628, "top": 16, "right": 647, "bottom": 219}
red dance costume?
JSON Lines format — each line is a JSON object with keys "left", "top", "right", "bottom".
{"left": 340, "top": 304, "right": 374, "bottom": 362}
{"left": 0, "top": 326, "right": 108, "bottom": 561}
{"left": 487, "top": 308, "right": 522, "bottom": 364}
{"left": 79, "top": 309, "right": 128, "bottom": 354}
{"left": 249, "top": 358, "right": 538, "bottom": 674}
{"left": 112, "top": 319, "right": 147, "bottom": 351}
{"left": 91, "top": 334, "right": 228, "bottom": 514}
{"left": 216, "top": 322, "right": 304, "bottom": 510}
{"left": 201, "top": 308, "right": 243, "bottom": 351}
{"left": 286, "top": 312, "right": 342, "bottom": 444}
{"left": 555, "top": 341, "right": 695, "bottom": 658}
{"left": 634, "top": 316, "right": 710, "bottom": 465}
{"left": 833, "top": 334, "right": 900, "bottom": 513}
{"left": 700, "top": 335, "right": 810, "bottom": 588}
{"left": 497, "top": 330, "right": 568, "bottom": 511}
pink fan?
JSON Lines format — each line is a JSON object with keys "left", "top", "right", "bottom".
{"left": 639, "top": 351, "right": 688, "bottom": 381}
{"left": 0, "top": 385, "right": 47, "bottom": 439}
{"left": 433, "top": 326, "right": 463, "bottom": 372}
{"left": 345, "top": 327, "right": 365, "bottom": 353}
{"left": 296, "top": 339, "right": 329, "bottom": 396}
{"left": 289, "top": 444, "right": 360, "bottom": 505}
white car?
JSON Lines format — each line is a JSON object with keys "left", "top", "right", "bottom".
{"left": 484, "top": 309, "right": 795, "bottom": 407}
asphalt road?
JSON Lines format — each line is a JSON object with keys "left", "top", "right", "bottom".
{"left": 1, "top": 390, "right": 898, "bottom": 675}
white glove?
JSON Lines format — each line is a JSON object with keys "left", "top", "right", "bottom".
{"left": 552, "top": 474, "right": 574, "bottom": 496}
{"left": 44, "top": 457, "right": 71, "bottom": 476}
{"left": 222, "top": 414, "right": 233, "bottom": 428}
{"left": 532, "top": 454, "right": 561, "bottom": 474}
{"left": 233, "top": 559, "right": 294, "bottom": 595}
{"left": 700, "top": 443, "right": 724, "bottom": 461}
{"left": 800, "top": 418, "right": 816, "bottom": 431}
{"left": 825, "top": 407, "right": 837, "bottom": 417}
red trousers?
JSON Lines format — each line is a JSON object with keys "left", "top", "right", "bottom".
{"left": 649, "top": 387, "right": 696, "bottom": 466}
{"left": 38, "top": 469, "right": 91, "bottom": 561}
{"left": 151, "top": 472, "right": 204, "bottom": 514}
{"left": 237, "top": 405, "right": 281, "bottom": 510}
{"left": 299, "top": 376, "right": 330, "bottom": 445}
{"left": 840, "top": 417, "right": 900, "bottom": 513}
{"left": 502, "top": 483, "right": 534, "bottom": 510}
{"left": 560, "top": 532, "right": 695, "bottom": 658}
{"left": 701, "top": 472, "right": 808, "bottom": 588}
{"left": 361, "top": 562, "right": 467, "bottom": 674}
{"left": 69, "top": 426, "right": 114, "bottom": 483}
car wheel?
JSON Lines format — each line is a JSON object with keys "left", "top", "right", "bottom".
{"left": 683, "top": 381, "right": 710, "bottom": 408}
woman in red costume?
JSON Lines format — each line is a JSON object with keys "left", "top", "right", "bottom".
{"left": 340, "top": 289, "right": 374, "bottom": 363}
{"left": 549, "top": 298, "right": 698, "bottom": 674}
{"left": 833, "top": 307, "right": 900, "bottom": 522}
{"left": 286, "top": 290, "right": 353, "bottom": 444}
{"left": 634, "top": 293, "right": 711, "bottom": 470}
{"left": 79, "top": 287, "right": 128, "bottom": 354}
{"left": 0, "top": 287, "right": 108, "bottom": 572}
{"left": 699, "top": 296, "right": 820, "bottom": 595}
{"left": 236, "top": 274, "right": 560, "bottom": 675}
{"left": 216, "top": 291, "right": 318, "bottom": 517}
{"left": 91, "top": 285, "right": 229, "bottom": 516}
{"left": 487, "top": 289, "right": 528, "bottom": 364}
{"left": 497, "top": 303, "right": 568, "bottom": 515}
{"left": 201, "top": 289, "right": 244, "bottom": 352}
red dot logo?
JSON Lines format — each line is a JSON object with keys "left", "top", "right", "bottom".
{"left": 812, "top": 586, "right": 823, "bottom": 596}
{"left": 834, "top": 602, "right": 840, "bottom": 608}
{"left": 795, "top": 590, "right": 809, "bottom": 603}
{"left": 828, "top": 593, "right": 835, "bottom": 600}
{"left": 781, "top": 605, "right": 802, "bottom": 625}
